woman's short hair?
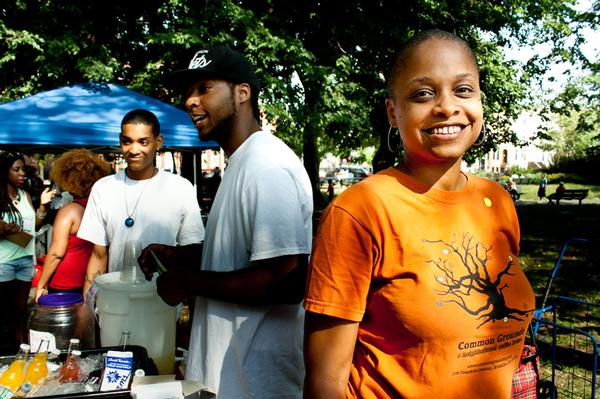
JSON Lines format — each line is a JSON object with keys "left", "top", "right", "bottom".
{"left": 386, "top": 29, "right": 478, "bottom": 97}
{"left": 50, "top": 149, "right": 111, "bottom": 198}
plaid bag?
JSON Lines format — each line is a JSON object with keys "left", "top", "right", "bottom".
{"left": 512, "top": 344, "right": 539, "bottom": 399}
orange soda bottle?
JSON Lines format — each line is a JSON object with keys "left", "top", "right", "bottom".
{"left": 0, "top": 344, "right": 30, "bottom": 393}
{"left": 24, "top": 339, "right": 49, "bottom": 385}
{"left": 59, "top": 349, "right": 81, "bottom": 383}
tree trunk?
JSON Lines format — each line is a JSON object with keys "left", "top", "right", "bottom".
{"left": 302, "top": 82, "right": 324, "bottom": 210}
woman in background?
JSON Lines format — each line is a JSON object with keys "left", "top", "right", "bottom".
{"left": 0, "top": 151, "right": 54, "bottom": 345}
{"left": 34, "top": 149, "right": 110, "bottom": 301}
{"left": 537, "top": 173, "right": 547, "bottom": 200}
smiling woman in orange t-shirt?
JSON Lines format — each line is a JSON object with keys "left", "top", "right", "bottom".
{"left": 304, "top": 30, "right": 535, "bottom": 399}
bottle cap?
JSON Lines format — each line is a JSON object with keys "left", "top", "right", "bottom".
{"left": 51, "top": 349, "right": 62, "bottom": 356}
{"left": 20, "top": 382, "right": 32, "bottom": 393}
{"left": 20, "top": 343, "right": 31, "bottom": 351}
{"left": 134, "top": 369, "right": 145, "bottom": 377}
{"left": 70, "top": 338, "right": 80, "bottom": 344}
{"left": 72, "top": 350, "right": 82, "bottom": 356}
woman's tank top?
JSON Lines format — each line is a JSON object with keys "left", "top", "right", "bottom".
{"left": 0, "top": 188, "right": 36, "bottom": 263}
{"left": 48, "top": 198, "right": 93, "bottom": 291}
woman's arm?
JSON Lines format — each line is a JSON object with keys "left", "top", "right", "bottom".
{"left": 0, "top": 220, "right": 21, "bottom": 238}
{"left": 304, "top": 312, "right": 359, "bottom": 399}
{"left": 28, "top": 188, "right": 54, "bottom": 229}
{"left": 34, "top": 206, "right": 74, "bottom": 302}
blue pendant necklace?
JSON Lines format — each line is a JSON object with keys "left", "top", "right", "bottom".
{"left": 124, "top": 169, "right": 156, "bottom": 227}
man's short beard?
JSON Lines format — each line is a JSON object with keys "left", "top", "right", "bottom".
{"left": 201, "top": 91, "right": 237, "bottom": 142}
{"left": 206, "top": 110, "right": 235, "bottom": 142}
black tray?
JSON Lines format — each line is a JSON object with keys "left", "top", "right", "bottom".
{"left": 0, "top": 345, "right": 157, "bottom": 398}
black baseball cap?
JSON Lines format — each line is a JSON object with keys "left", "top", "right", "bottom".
{"left": 166, "top": 45, "right": 261, "bottom": 92}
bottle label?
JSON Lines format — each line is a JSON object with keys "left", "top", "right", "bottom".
{"left": 100, "top": 351, "right": 133, "bottom": 391}
{"left": 0, "top": 386, "right": 15, "bottom": 399}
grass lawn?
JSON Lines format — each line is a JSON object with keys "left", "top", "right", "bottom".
{"left": 517, "top": 203, "right": 600, "bottom": 305}
{"left": 516, "top": 203, "right": 599, "bottom": 397}
{"left": 518, "top": 183, "right": 600, "bottom": 201}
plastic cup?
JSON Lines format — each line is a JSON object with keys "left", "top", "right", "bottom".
{"left": 120, "top": 240, "right": 144, "bottom": 284}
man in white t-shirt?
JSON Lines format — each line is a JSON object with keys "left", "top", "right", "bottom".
{"left": 139, "top": 46, "right": 313, "bottom": 398}
{"left": 78, "top": 109, "right": 205, "bottom": 295}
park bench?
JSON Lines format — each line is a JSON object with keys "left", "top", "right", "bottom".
{"left": 320, "top": 176, "right": 338, "bottom": 187}
{"left": 509, "top": 189, "right": 523, "bottom": 201}
{"left": 547, "top": 189, "right": 589, "bottom": 205}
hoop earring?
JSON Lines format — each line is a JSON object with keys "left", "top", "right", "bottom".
{"left": 472, "top": 125, "right": 486, "bottom": 147}
{"left": 387, "top": 126, "right": 401, "bottom": 153}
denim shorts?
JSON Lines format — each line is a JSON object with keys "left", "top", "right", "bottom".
{"left": 0, "top": 255, "right": 34, "bottom": 282}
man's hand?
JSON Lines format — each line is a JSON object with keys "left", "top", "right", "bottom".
{"left": 156, "top": 270, "right": 188, "bottom": 306}
{"left": 138, "top": 243, "right": 202, "bottom": 281}
{"left": 138, "top": 244, "right": 177, "bottom": 281}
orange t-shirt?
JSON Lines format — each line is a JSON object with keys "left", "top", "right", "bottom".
{"left": 305, "top": 168, "right": 535, "bottom": 399}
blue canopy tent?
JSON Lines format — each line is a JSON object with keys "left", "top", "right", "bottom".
{"left": 0, "top": 82, "right": 218, "bottom": 153}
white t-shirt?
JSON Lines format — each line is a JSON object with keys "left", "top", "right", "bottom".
{"left": 186, "top": 131, "right": 313, "bottom": 399}
{"left": 78, "top": 169, "right": 205, "bottom": 272}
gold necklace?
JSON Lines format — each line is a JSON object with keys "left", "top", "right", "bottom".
{"left": 8, "top": 190, "right": 20, "bottom": 207}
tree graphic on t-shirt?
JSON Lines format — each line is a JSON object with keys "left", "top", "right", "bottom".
{"left": 425, "top": 233, "right": 532, "bottom": 328}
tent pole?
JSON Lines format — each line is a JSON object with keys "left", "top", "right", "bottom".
{"left": 193, "top": 152, "right": 198, "bottom": 189}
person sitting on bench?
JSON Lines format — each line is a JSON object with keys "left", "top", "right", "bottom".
{"left": 548, "top": 182, "right": 566, "bottom": 204}
{"left": 504, "top": 177, "right": 520, "bottom": 200}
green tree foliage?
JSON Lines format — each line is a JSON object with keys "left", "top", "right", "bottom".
{"left": 538, "top": 72, "right": 600, "bottom": 181}
{"left": 549, "top": 73, "right": 600, "bottom": 152}
{"left": 0, "top": 0, "right": 596, "bottom": 201}
{"left": 543, "top": 110, "right": 597, "bottom": 161}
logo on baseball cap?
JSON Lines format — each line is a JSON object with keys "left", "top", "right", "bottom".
{"left": 167, "top": 46, "right": 261, "bottom": 92}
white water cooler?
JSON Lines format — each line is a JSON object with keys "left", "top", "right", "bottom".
{"left": 95, "top": 272, "right": 177, "bottom": 374}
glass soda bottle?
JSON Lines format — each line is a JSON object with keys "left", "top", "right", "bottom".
{"left": 62, "top": 338, "right": 80, "bottom": 367}
{"left": 24, "top": 339, "right": 49, "bottom": 385}
{"left": 119, "top": 330, "right": 131, "bottom": 350}
{"left": 66, "top": 338, "right": 80, "bottom": 355}
{"left": 59, "top": 350, "right": 81, "bottom": 383}
{"left": 59, "top": 338, "right": 81, "bottom": 383}
{"left": 0, "top": 343, "right": 30, "bottom": 393}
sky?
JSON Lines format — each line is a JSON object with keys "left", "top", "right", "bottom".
{"left": 499, "top": 0, "right": 598, "bottom": 143}
{"left": 503, "top": 0, "right": 598, "bottom": 95}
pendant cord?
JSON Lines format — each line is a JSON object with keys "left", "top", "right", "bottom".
{"left": 124, "top": 169, "right": 156, "bottom": 221}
